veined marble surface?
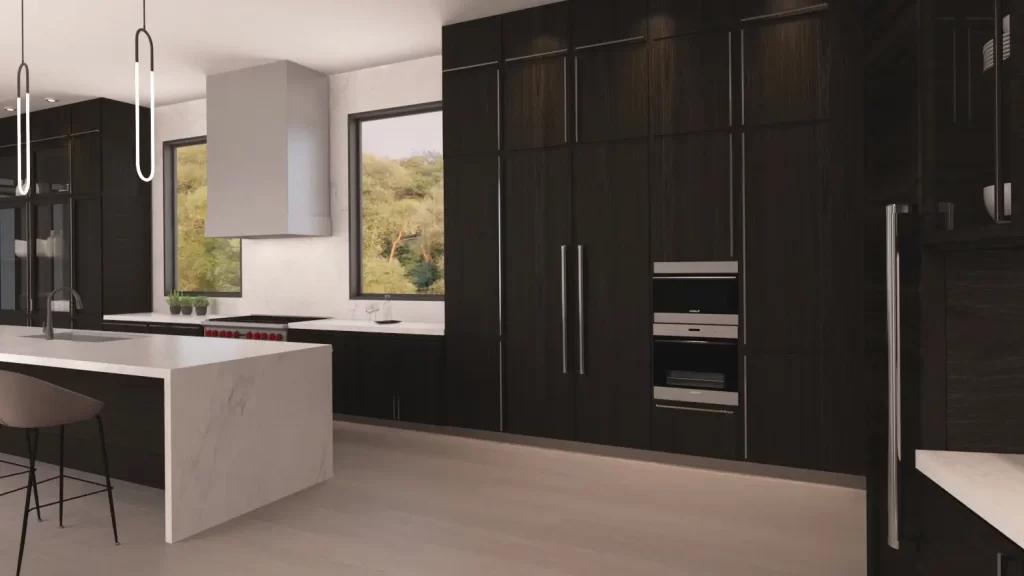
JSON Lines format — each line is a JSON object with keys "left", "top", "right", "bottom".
{"left": 0, "top": 326, "right": 325, "bottom": 378}
{"left": 0, "top": 325, "right": 333, "bottom": 543}
{"left": 917, "top": 450, "right": 1024, "bottom": 549}
{"left": 104, "top": 312, "right": 226, "bottom": 325}
{"left": 289, "top": 318, "right": 445, "bottom": 336}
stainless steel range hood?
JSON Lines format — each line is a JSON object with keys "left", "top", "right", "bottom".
{"left": 205, "top": 61, "right": 331, "bottom": 239}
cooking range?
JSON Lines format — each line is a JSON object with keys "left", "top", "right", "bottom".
{"left": 203, "top": 315, "right": 326, "bottom": 341}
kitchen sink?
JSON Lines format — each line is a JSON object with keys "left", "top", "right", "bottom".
{"left": 22, "top": 333, "right": 133, "bottom": 343}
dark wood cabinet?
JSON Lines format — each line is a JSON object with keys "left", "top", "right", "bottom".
{"left": 651, "top": 133, "right": 733, "bottom": 262}
{"left": 101, "top": 321, "right": 152, "bottom": 334}
{"left": 443, "top": 16, "right": 502, "bottom": 70}
{"left": 503, "top": 149, "right": 574, "bottom": 440}
{"left": 446, "top": 333, "right": 501, "bottom": 431}
{"left": 290, "top": 330, "right": 444, "bottom": 425}
{"left": 738, "top": 0, "right": 824, "bottom": 19}
{"left": 102, "top": 321, "right": 202, "bottom": 337}
{"left": 652, "top": 403, "right": 738, "bottom": 459}
{"left": 742, "top": 14, "right": 831, "bottom": 126}
{"left": 918, "top": 476, "right": 1024, "bottom": 576}
{"left": 503, "top": 2, "right": 569, "bottom": 60}
{"left": 70, "top": 100, "right": 103, "bottom": 134}
{"left": 650, "top": 34, "right": 732, "bottom": 135}
{"left": 31, "top": 107, "right": 72, "bottom": 142}
{"left": 743, "top": 124, "right": 829, "bottom": 355}
{"left": 744, "top": 353, "right": 821, "bottom": 470}
{"left": 574, "top": 142, "right": 651, "bottom": 449}
{"left": 573, "top": 0, "right": 647, "bottom": 48}
{"left": 649, "top": 0, "right": 735, "bottom": 39}
{"left": 503, "top": 57, "right": 569, "bottom": 150}
{"left": 443, "top": 66, "right": 500, "bottom": 157}
{"left": 575, "top": 43, "right": 649, "bottom": 143}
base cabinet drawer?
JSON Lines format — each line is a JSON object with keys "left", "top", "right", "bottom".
{"left": 652, "top": 402, "right": 738, "bottom": 460}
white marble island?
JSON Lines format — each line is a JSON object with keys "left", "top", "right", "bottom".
{"left": 0, "top": 325, "right": 333, "bottom": 544}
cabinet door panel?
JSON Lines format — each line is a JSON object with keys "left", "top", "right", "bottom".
{"left": 396, "top": 336, "right": 444, "bottom": 426}
{"left": 651, "top": 34, "right": 732, "bottom": 134}
{"left": 651, "top": 133, "right": 733, "bottom": 262}
{"left": 443, "top": 17, "right": 501, "bottom": 70}
{"left": 573, "top": 0, "right": 646, "bottom": 47}
{"left": 446, "top": 333, "right": 501, "bottom": 431}
{"left": 739, "top": 0, "right": 823, "bottom": 19}
{"left": 352, "top": 334, "right": 399, "bottom": 421}
{"left": 744, "top": 124, "right": 828, "bottom": 354}
{"left": 574, "top": 141, "right": 651, "bottom": 449}
{"left": 650, "top": 0, "right": 735, "bottom": 39}
{"left": 504, "top": 149, "right": 574, "bottom": 440}
{"left": 503, "top": 2, "right": 569, "bottom": 60}
{"left": 745, "top": 354, "right": 821, "bottom": 470}
{"left": 576, "top": 43, "right": 649, "bottom": 143}
{"left": 71, "top": 100, "right": 103, "bottom": 134}
{"left": 504, "top": 57, "right": 569, "bottom": 150}
{"left": 148, "top": 324, "right": 204, "bottom": 337}
{"left": 443, "top": 67, "right": 500, "bottom": 157}
{"left": 743, "top": 15, "right": 830, "bottom": 126}
{"left": 652, "top": 404, "right": 738, "bottom": 459}
{"left": 101, "top": 322, "right": 151, "bottom": 334}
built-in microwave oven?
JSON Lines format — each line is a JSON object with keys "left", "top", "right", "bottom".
{"left": 653, "top": 323, "right": 739, "bottom": 407}
{"left": 653, "top": 262, "right": 738, "bottom": 326}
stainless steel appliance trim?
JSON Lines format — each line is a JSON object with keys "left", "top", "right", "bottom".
{"left": 655, "top": 404, "right": 734, "bottom": 415}
{"left": 498, "top": 158, "right": 504, "bottom": 337}
{"left": 654, "top": 261, "right": 739, "bottom": 275}
{"left": 654, "top": 387, "right": 739, "bottom": 406}
{"left": 506, "top": 49, "right": 569, "bottom": 63}
{"left": 739, "top": 3, "right": 829, "bottom": 23}
{"left": 740, "top": 30, "right": 746, "bottom": 126}
{"left": 575, "top": 36, "right": 645, "bottom": 51}
{"left": 730, "top": 134, "right": 735, "bottom": 258}
{"left": 886, "top": 203, "right": 911, "bottom": 551}
{"left": 563, "top": 57, "right": 568, "bottom": 143}
{"left": 442, "top": 61, "right": 499, "bottom": 73}
{"left": 205, "top": 322, "right": 290, "bottom": 331}
{"left": 741, "top": 133, "right": 747, "bottom": 345}
{"left": 728, "top": 31, "right": 733, "bottom": 128}
{"left": 654, "top": 313, "right": 740, "bottom": 326}
{"left": 654, "top": 323, "right": 739, "bottom": 339}
{"left": 496, "top": 69, "right": 502, "bottom": 150}
{"left": 578, "top": 245, "right": 585, "bottom": 376}
{"left": 561, "top": 245, "right": 569, "bottom": 374}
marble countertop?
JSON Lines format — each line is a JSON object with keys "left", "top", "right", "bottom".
{"left": 288, "top": 318, "right": 445, "bottom": 336}
{"left": 103, "top": 312, "right": 226, "bottom": 325}
{"left": 917, "top": 450, "right": 1024, "bottom": 549}
{"left": 0, "top": 325, "right": 329, "bottom": 379}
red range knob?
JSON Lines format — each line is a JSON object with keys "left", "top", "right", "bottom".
{"left": 234, "top": 331, "right": 241, "bottom": 338}
{"left": 262, "top": 333, "right": 269, "bottom": 340}
{"left": 220, "top": 330, "right": 228, "bottom": 337}
{"left": 274, "top": 334, "right": 283, "bottom": 341}
{"left": 246, "top": 332, "right": 253, "bottom": 339}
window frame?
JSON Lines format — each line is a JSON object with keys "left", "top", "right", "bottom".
{"left": 348, "top": 102, "right": 444, "bottom": 301}
{"left": 163, "top": 136, "right": 242, "bottom": 297}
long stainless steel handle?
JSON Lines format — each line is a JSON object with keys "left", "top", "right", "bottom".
{"left": 886, "top": 203, "right": 911, "bottom": 551}
{"left": 561, "top": 245, "right": 568, "bottom": 374}
{"left": 573, "top": 57, "right": 579, "bottom": 143}
{"left": 577, "top": 245, "right": 585, "bottom": 376}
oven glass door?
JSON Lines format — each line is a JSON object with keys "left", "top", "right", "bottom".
{"left": 653, "top": 338, "right": 738, "bottom": 394}
{"left": 653, "top": 276, "right": 738, "bottom": 323}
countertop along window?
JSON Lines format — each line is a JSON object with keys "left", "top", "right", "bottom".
{"left": 349, "top": 103, "right": 444, "bottom": 300}
{"left": 164, "top": 137, "right": 242, "bottom": 296}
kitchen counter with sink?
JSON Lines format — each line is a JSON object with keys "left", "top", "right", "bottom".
{"left": 0, "top": 325, "right": 332, "bottom": 544}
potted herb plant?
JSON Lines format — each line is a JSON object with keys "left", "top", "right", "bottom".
{"left": 193, "top": 295, "right": 210, "bottom": 317}
{"left": 179, "top": 296, "right": 194, "bottom": 316}
{"left": 167, "top": 291, "right": 182, "bottom": 315}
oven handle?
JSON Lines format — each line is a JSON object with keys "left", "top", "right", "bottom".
{"left": 654, "top": 339, "right": 736, "bottom": 346}
{"left": 654, "top": 276, "right": 738, "bottom": 280}
{"left": 561, "top": 245, "right": 568, "bottom": 375}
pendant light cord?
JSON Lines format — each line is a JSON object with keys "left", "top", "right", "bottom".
{"left": 20, "top": 0, "right": 24, "bottom": 64}
{"left": 143, "top": 0, "right": 146, "bottom": 30}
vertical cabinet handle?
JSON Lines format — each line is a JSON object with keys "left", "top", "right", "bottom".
{"left": 561, "top": 245, "right": 568, "bottom": 374}
{"left": 577, "top": 245, "right": 585, "bottom": 376}
{"left": 886, "top": 203, "right": 911, "bottom": 550}
{"left": 573, "top": 56, "right": 579, "bottom": 143}
{"left": 496, "top": 69, "right": 502, "bottom": 150}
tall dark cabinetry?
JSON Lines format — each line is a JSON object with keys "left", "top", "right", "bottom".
{"left": 0, "top": 99, "right": 152, "bottom": 329}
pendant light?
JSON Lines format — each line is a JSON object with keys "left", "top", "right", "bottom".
{"left": 14, "top": 0, "right": 31, "bottom": 196}
{"left": 135, "top": 0, "right": 155, "bottom": 182}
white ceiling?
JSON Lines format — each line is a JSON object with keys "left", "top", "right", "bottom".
{"left": 0, "top": 0, "right": 558, "bottom": 116}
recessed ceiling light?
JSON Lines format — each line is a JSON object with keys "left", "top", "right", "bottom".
{"left": 45, "top": 97, "right": 58, "bottom": 103}
{"left": 3, "top": 107, "right": 13, "bottom": 112}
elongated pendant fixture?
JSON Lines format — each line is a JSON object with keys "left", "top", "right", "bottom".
{"left": 135, "top": 0, "right": 155, "bottom": 182}
{"left": 15, "top": 0, "right": 31, "bottom": 196}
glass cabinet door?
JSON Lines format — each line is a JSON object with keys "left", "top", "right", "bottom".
{"left": 0, "top": 204, "right": 30, "bottom": 321}
{"left": 932, "top": 2, "right": 1001, "bottom": 229}
{"left": 32, "top": 140, "right": 70, "bottom": 196}
{"left": 32, "top": 201, "right": 73, "bottom": 317}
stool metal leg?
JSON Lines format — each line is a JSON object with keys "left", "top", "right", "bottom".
{"left": 96, "top": 416, "right": 119, "bottom": 545}
{"left": 16, "top": 428, "right": 37, "bottom": 576}
{"left": 24, "top": 430, "right": 41, "bottom": 522}
{"left": 59, "top": 425, "right": 65, "bottom": 528}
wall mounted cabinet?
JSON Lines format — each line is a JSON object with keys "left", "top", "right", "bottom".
{"left": 650, "top": 33, "right": 732, "bottom": 134}
{"left": 573, "top": 0, "right": 647, "bottom": 48}
{"left": 503, "top": 57, "right": 569, "bottom": 150}
{"left": 575, "top": 43, "right": 649, "bottom": 143}
{"left": 443, "top": 66, "right": 501, "bottom": 157}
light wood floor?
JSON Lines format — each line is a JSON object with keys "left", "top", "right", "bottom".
{"left": 0, "top": 422, "right": 865, "bottom": 575}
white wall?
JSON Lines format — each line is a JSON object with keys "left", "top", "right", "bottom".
{"left": 152, "top": 56, "right": 444, "bottom": 323}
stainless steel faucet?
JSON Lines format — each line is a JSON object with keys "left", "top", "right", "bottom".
{"left": 43, "top": 287, "right": 84, "bottom": 340}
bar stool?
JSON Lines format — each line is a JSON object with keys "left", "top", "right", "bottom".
{"left": 0, "top": 371, "right": 119, "bottom": 576}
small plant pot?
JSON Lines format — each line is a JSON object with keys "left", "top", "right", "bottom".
{"left": 180, "top": 306, "right": 194, "bottom": 316}
{"left": 169, "top": 305, "right": 182, "bottom": 315}
{"left": 195, "top": 306, "right": 208, "bottom": 317}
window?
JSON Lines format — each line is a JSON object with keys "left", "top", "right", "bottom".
{"left": 164, "top": 137, "right": 241, "bottom": 296}
{"left": 350, "top": 103, "right": 444, "bottom": 299}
